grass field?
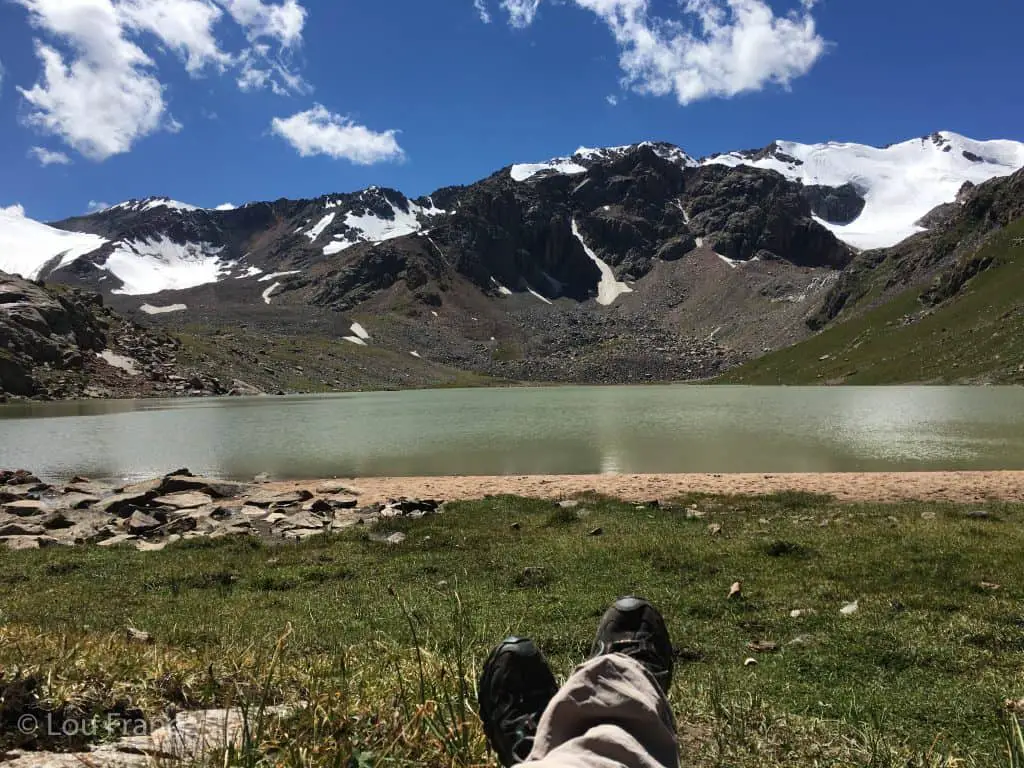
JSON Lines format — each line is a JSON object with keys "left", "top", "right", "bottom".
{"left": 719, "top": 218, "right": 1024, "bottom": 385}
{"left": 3, "top": 492, "right": 1024, "bottom": 766}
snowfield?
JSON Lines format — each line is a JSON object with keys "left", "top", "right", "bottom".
{"left": 0, "top": 204, "right": 108, "bottom": 279}
{"left": 513, "top": 142, "right": 697, "bottom": 182}
{"left": 705, "top": 131, "right": 1024, "bottom": 249}
{"left": 106, "top": 237, "right": 232, "bottom": 295}
{"left": 322, "top": 195, "right": 446, "bottom": 255}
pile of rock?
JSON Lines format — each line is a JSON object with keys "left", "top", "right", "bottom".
{"left": 0, "top": 469, "right": 444, "bottom": 551}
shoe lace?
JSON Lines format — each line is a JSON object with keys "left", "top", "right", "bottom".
{"left": 607, "top": 636, "right": 670, "bottom": 684}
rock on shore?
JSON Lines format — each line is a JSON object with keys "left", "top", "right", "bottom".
{"left": 0, "top": 468, "right": 442, "bottom": 551}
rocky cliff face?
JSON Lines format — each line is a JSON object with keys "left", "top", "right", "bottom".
{"left": 0, "top": 272, "right": 224, "bottom": 400}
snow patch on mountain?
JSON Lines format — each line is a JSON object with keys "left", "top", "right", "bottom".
{"left": 511, "top": 159, "right": 587, "bottom": 182}
{"left": 0, "top": 204, "right": 108, "bottom": 279}
{"left": 513, "top": 142, "right": 697, "bottom": 182}
{"left": 571, "top": 218, "right": 633, "bottom": 306}
{"left": 305, "top": 212, "right": 336, "bottom": 242}
{"left": 705, "top": 132, "right": 1024, "bottom": 249}
{"left": 258, "top": 271, "right": 301, "bottom": 283}
{"left": 106, "top": 237, "right": 231, "bottom": 295}
{"left": 262, "top": 283, "right": 282, "bottom": 305}
{"left": 113, "top": 198, "right": 201, "bottom": 214}
{"left": 321, "top": 196, "right": 446, "bottom": 255}
{"left": 349, "top": 322, "right": 370, "bottom": 341}
{"left": 140, "top": 303, "right": 187, "bottom": 315}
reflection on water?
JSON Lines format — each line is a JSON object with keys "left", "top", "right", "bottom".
{"left": 0, "top": 385, "right": 1022, "bottom": 481}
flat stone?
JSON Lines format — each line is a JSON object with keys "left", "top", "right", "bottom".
{"left": 125, "top": 511, "right": 161, "bottom": 534}
{"left": 57, "top": 492, "right": 102, "bottom": 510}
{"left": 247, "top": 488, "right": 313, "bottom": 508}
{"left": 316, "top": 481, "right": 360, "bottom": 495}
{"left": 158, "top": 474, "right": 248, "bottom": 498}
{"left": 0, "top": 522, "right": 45, "bottom": 536}
{"left": 153, "top": 491, "right": 214, "bottom": 509}
{"left": 386, "top": 532, "right": 407, "bottom": 545}
{"left": 274, "top": 511, "right": 326, "bottom": 531}
{"left": 324, "top": 494, "right": 359, "bottom": 509}
{"left": 1, "top": 499, "right": 47, "bottom": 516}
{"left": 98, "top": 533, "right": 139, "bottom": 547}
{"left": 558, "top": 499, "right": 580, "bottom": 509}
{"left": 64, "top": 481, "right": 114, "bottom": 496}
{"left": 95, "top": 489, "right": 158, "bottom": 515}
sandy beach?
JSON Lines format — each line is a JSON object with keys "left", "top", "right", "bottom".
{"left": 272, "top": 471, "right": 1024, "bottom": 505}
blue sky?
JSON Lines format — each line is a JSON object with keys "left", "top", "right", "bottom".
{"left": 1, "top": 0, "right": 1022, "bottom": 222}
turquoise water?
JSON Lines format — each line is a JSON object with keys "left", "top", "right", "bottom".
{"left": 1, "top": 385, "right": 1023, "bottom": 481}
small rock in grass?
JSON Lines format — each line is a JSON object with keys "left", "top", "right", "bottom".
{"left": 510, "top": 522, "right": 522, "bottom": 530}
{"left": 708, "top": 523, "right": 723, "bottom": 536}
{"left": 840, "top": 600, "right": 859, "bottom": 616}
{"left": 747, "top": 640, "right": 778, "bottom": 653}
{"left": 127, "top": 627, "right": 153, "bottom": 644}
{"left": 967, "top": 510, "right": 991, "bottom": 520}
{"left": 743, "top": 658, "right": 758, "bottom": 667}
{"left": 558, "top": 500, "right": 579, "bottom": 509}
{"left": 921, "top": 511, "right": 937, "bottom": 521}
{"left": 386, "top": 532, "right": 407, "bottom": 545}
{"left": 789, "top": 608, "right": 817, "bottom": 618}
{"left": 728, "top": 581, "right": 743, "bottom": 600}
{"left": 588, "top": 527, "right": 604, "bottom": 537}
{"left": 980, "top": 581, "right": 1002, "bottom": 591}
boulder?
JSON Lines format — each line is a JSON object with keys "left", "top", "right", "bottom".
{"left": 315, "top": 481, "right": 360, "bottom": 495}
{"left": 57, "top": 492, "right": 102, "bottom": 510}
{"left": 125, "top": 511, "right": 161, "bottom": 534}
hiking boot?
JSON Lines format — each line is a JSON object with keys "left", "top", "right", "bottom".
{"left": 478, "top": 637, "right": 558, "bottom": 766}
{"left": 590, "top": 596, "right": 674, "bottom": 693}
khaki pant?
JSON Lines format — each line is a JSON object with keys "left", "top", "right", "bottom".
{"left": 519, "top": 654, "right": 679, "bottom": 768}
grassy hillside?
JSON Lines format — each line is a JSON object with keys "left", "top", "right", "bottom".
{"left": 4, "top": 493, "right": 1024, "bottom": 766}
{"left": 720, "top": 218, "right": 1024, "bottom": 385}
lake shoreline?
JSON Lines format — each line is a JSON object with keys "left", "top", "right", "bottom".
{"left": 265, "top": 470, "right": 1024, "bottom": 505}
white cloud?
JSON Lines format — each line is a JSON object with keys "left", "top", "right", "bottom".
{"left": 215, "top": 202, "right": 236, "bottom": 210}
{"left": 15, "top": 0, "right": 168, "bottom": 161}
{"left": 237, "top": 44, "right": 308, "bottom": 95}
{"left": 222, "top": 0, "right": 309, "bottom": 95}
{"left": 271, "top": 104, "right": 405, "bottom": 165}
{"left": 118, "top": 0, "right": 232, "bottom": 74}
{"left": 12, "top": 0, "right": 311, "bottom": 161}
{"left": 501, "top": 0, "right": 826, "bottom": 104}
{"left": 29, "top": 146, "right": 72, "bottom": 165}
{"left": 87, "top": 200, "right": 111, "bottom": 212}
{"left": 606, "top": 94, "right": 618, "bottom": 106}
{"left": 0, "top": 60, "right": 5, "bottom": 95}
{"left": 502, "top": 0, "right": 541, "bottom": 27}
{"left": 219, "top": 0, "right": 306, "bottom": 47}
{"left": 474, "top": 0, "right": 492, "bottom": 23}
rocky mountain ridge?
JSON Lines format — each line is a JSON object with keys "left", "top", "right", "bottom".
{"left": 2, "top": 130, "right": 1023, "bottom": 393}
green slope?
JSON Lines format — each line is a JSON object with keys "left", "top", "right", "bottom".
{"left": 719, "top": 218, "right": 1024, "bottom": 385}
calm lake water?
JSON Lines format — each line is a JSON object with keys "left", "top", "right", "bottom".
{"left": 1, "top": 386, "right": 1023, "bottom": 482}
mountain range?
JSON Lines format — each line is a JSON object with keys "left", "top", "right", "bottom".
{"left": 3, "top": 130, "right": 1024, "bottom": 397}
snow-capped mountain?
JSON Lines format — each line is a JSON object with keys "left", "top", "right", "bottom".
{"left": 704, "top": 131, "right": 1024, "bottom": 249}
{"left": 0, "top": 204, "right": 108, "bottom": 280}
{"left": 2, "top": 131, "right": 1023, "bottom": 304}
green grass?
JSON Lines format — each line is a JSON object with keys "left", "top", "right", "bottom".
{"left": 3, "top": 493, "right": 1024, "bottom": 765}
{"left": 720, "top": 218, "right": 1024, "bottom": 385}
